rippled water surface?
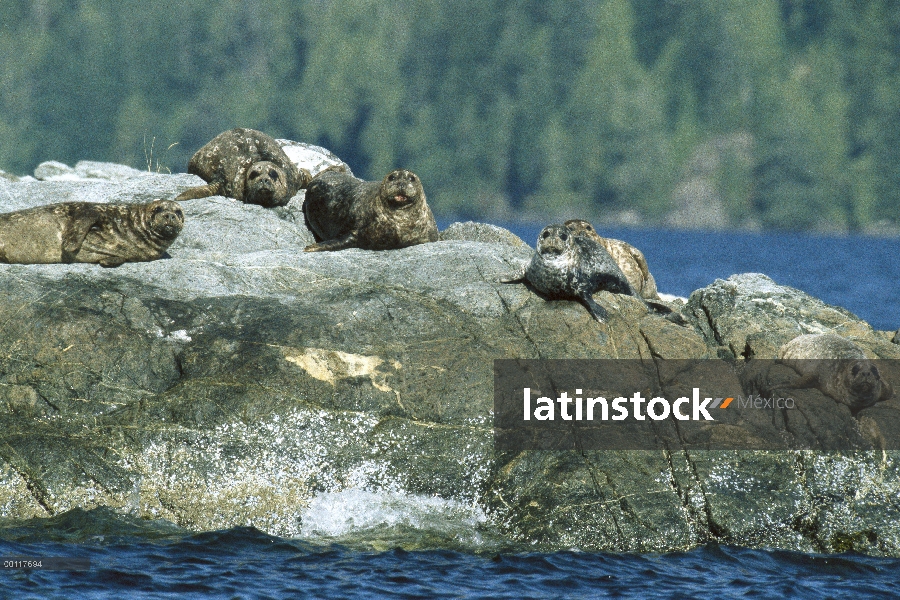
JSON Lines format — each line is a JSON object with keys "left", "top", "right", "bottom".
{"left": 2, "top": 510, "right": 900, "bottom": 599}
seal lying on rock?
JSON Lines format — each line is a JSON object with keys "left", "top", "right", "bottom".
{"left": 564, "top": 219, "right": 659, "bottom": 300}
{"left": 500, "top": 224, "right": 681, "bottom": 323}
{"left": 303, "top": 167, "right": 439, "bottom": 251}
{"left": 0, "top": 200, "right": 183, "bottom": 267}
{"left": 778, "top": 333, "right": 893, "bottom": 413}
{"left": 175, "top": 128, "right": 311, "bottom": 207}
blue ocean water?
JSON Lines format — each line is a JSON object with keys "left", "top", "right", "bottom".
{"left": 2, "top": 516, "right": 900, "bottom": 600}
{"left": 1, "top": 227, "right": 898, "bottom": 599}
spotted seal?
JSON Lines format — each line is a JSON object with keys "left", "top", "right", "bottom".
{"left": 0, "top": 200, "right": 183, "bottom": 267}
{"left": 500, "top": 223, "right": 679, "bottom": 322}
{"left": 303, "top": 167, "right": 439, "bottom": 251}
{"left": 175, "top": 128, "right": 311, "bottom": 207}
{"left": 564, "top": 219, "right": 659, "bottom": 300}
{"left": 778, "top": 333, "right": 893, "bottom": 413}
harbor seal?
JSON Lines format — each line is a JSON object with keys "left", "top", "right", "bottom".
{"left": 564, "top": 219, "right": 659, "bottom": 300}
{"left": 175, "top": 128, "right": 311, "bottom": 207}
{"left": 0, "top": 200, "right": 183, "bottom": 267}
{"left": 500, "top": 223, "right": 678, "bottom": 323}
{"left": 303, "top": 167, "right": 439, "bottom": 251}
{"left": 778, "top": 333, "right": 893, "bottom": 413}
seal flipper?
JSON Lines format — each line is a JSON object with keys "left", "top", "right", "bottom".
{"left": 174, "top": 182, "right": 222, "bottom": 201}
{"left": 643, "top": 299, "right": 689, "bottom": 326}
{"left": 99, "top": 258, "right": 126, "bottom": 268}
{"left": 61, "top": 206, "right": 102, "bottom": 262}
{"left": 499, "top": 270, "right": 527, "bottom": 284}
{"left": 878, "top": 379, "right": 894, "bottom": 403}
{"left": 646, "top": 300, "right": 672, "bottom": 314}
{"left": 580, "top": 293, "right": 609, "bottom": 323}
{"left": 304, "top": 231, "right": 359, "bottom": 252}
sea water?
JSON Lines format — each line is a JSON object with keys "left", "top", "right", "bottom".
{"left": 1, "top": 227, "right": 898, "bottom": 599}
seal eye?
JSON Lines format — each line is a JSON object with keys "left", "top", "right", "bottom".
{"left": 388, "top": 173, "right": 396, "bottom": 181}
{"left": 409, "top": 174, "right": 416, "bottom": 182}
{"left": 852, "top": 365, "right": 860, "bottom": 376}
{"left": 586, "top": 225, "right": 593, "bottom": 232}
{"left": 249, "top": 170, "right": 259, "bottom": 180}
{"left": 270, "top": 170, "right": 279, "bottom": 181}
{"left": 541, "top": 230, "right": 550, "bottom": 239}
{"left": 560, "top": 232, "right": 568, "bottom": 241}
{"left": 872, "top": 366, "right": 880, "bottom": 378}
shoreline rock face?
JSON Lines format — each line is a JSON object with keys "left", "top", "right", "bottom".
{"left": 0, "top": 157, "right": 899, "bottom": 555}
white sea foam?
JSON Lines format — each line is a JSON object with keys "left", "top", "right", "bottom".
{"left": 298, "top": 487, "right": 488, "bottom": 539}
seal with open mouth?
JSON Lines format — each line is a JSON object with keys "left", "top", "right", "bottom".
{"left": 303, "top": 167, "right": 439, "bottom": 251}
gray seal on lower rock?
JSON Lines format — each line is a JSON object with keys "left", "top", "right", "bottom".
{"left": 778, "top": 333, "right": 893, "bottom": 413}
{"left": 564, "top": 219, "right": 659, "bottom": 300}
{"left": 500, "top": 223, "right": 679, "bottom": 323}
{"left": 303, "top": 167, "right": 439, "bottom": 251}
{"left": 0, "top": 200, "right": 184, "bottom": 267}
{"left": 175, "top": 128, "right": 311, "bottom": 207}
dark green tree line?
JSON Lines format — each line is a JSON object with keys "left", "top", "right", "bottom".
{"left": 1, "top": 0, "right": 898, "bottom": 230}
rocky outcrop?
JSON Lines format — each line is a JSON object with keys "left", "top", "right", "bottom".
{"left": 0, "top": 154, "right": 898, "bottom": 555}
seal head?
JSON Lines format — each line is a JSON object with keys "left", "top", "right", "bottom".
{"left": 146, "top": 199, "right": 185, "bottom": 240}
{"left": 244, "top": 161, "right": 294, "bottom": 208}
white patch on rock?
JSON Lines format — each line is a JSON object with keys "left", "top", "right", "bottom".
{"left": 284, "top": 347, "right": 400, "bottom": 393}
{"left": 166, "top": 329, "right": 192, "bottom": 342}
{"left": 34, "top": 161, "right": 79, "bottom": 181}
{"left": 277, "top": 139, "right": 351, "bottom": 177}
{"left": 658, "top": 292, "right": 687, "bottom": 303}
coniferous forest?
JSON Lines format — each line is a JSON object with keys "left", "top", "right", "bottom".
{"left": 2, "top": 0, "right": 899, "bottom": 231}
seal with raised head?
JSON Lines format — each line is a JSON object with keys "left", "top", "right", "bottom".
{"left": 500, "top": 224, "right": 677, "bottom": 322}
{"left": 303, "top": 167, "right": 439, "bottom": 251}
{"left": 564, "top": 219, "right": 659, "bottom": 300}
{"left": 0, "top": 200, "right": 184, "bottom": 267}
{"left": 778, "top": 333, "right": 893, "bottom": 413}
{"left": 175, "top": 128, "right": 311, "bottom": 207}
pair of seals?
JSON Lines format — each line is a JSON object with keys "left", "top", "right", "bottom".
{"left": 500, "top": 223, "right": 678, "bottom": 323}
{"left": 303, "top": 167, "right": 439, "bottom": 252}
{"left": 0, "top": 200, "right": 183, "bottom": 267}
{"left": 563, "top": 220, "right": 659, "bottom": 300}
{"left": 175, "top": 128, "right": 311, "bottom": 207}
{"left": 778, "top": 333, "right": 893, "bottom": 413}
